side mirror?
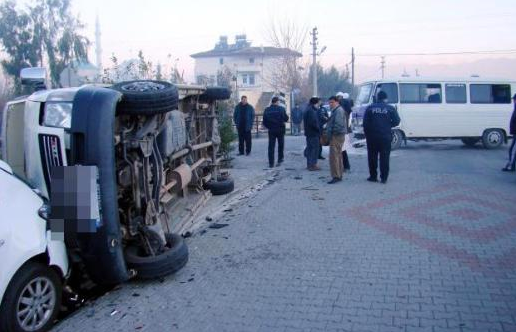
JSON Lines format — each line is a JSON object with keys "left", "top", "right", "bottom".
{"left": 20, "top": 67, "right": 47, "bottom": 89}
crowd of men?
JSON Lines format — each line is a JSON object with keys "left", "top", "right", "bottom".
{"left": 233, "top": 92, "right": 516, "bottom": 184}
{"left": 233, "top": 92, "right": 403, "bottom": 184}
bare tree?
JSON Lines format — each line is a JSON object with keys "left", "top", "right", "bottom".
{"left": 263, "top": 15, "right": 308, "bottom": 93}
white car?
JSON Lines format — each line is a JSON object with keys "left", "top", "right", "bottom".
{"left": 0, "top": 160, "right": 68, "bottom": 332}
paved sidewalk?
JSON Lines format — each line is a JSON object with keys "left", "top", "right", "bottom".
{"left": 54, "top": 138, "right": 516, "bottom": 332}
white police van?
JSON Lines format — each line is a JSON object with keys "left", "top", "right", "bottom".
{"left": 352, "top": 77, "right": 516, "bottom": 149}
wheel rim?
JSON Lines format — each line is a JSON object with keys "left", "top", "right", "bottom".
{"left": 121, "top": 81, "right": 166, "bottom": 92}
{"left": 16, "top": 277, "right": 56, "bottom": 331}
{"left": 487, "top": 131, "right": 502, "bottom": 145}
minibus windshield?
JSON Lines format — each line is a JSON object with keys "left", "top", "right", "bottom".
{"left": 357, "top": 83, "right": 373, "bottom": 105}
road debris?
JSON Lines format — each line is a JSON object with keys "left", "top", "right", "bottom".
{"left": 209, "top": 223, "right": 229, "bottom": 229}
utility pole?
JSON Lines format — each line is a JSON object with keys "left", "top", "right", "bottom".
{"left": 380, "top": 56, "right": 385, "bottom": 79}
{"left": 310, "top": 27, "right": 318, "bottom": 96}
{"left": 351, "top": 47, "right": 355, "bottom": 98}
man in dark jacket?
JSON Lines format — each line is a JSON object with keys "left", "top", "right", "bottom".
{"left": 363, "top": 90, "right": 401, "bottom": 184}
{"left": 291, "top": 104, "right": 303, "bottom": 136}
{"left": 317, "top": 104, "right": 329, "bottom": 159}
{"left": 233, "top": 96, "right": 255, "bottom": 155}
{"left": 337, "top": 92, "right": 353, "bottom": 171}
{"left": 502, "top": 93, "right": 516, "bottom": 172}
{"left": 303, "top": 97, "right": 321, "bottom": 170}
{"left": 263, "top": 96, "right": 289, "bottom": 167}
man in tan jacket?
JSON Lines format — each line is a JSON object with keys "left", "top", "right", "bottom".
{"left": 326, "top": 96, "right": 347, "bottom": 184}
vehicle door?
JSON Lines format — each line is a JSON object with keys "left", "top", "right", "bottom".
{"left": 399, "top": 83, "right": 443, "bottom": 137}
{"left": 443, "top": 83, "right": 469, "bottom": 136}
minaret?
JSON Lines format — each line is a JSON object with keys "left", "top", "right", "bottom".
{"left": 95, "top": 13, "right": 102, "bottom": 77}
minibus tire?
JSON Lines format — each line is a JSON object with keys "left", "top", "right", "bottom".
{"left": 204, "top": 177, "right": 234, "bottom": 195}
{"left": 198, "top": 86, "right": 231, "bottom": 102}
{"left": 125, "top": 233, "right": 189, "bottom": 280}
{"left": 482, "top": 129, "right": 504, "bottom": 149}
{"left": 391, "top": 130, "right": 403, "bottom": 150}
{"left": 111, "top": 80, "right": 179, "bottom": 116}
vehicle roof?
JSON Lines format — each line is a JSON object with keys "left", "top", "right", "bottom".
{"left": 360, "top": 76, "right": 516, "bottom": 85}
{"left": 26, "top": 83, "right": 209, "bottom": 103}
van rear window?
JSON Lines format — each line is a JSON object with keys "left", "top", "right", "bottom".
{"left": 400, "top": 84, "right": 442, "bottom": 104}
{"left": 470, "top": 84, "right": 511, "bottom": 104}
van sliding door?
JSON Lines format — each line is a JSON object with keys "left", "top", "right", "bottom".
{"left": 399, "top": 83, "right": 443, "bottom": 137}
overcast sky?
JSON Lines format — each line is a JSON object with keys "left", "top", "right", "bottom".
{"left": 64, "top": 0, "right": 516, "bottom": 81}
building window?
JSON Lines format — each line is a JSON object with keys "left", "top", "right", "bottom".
{"left": 242, "top": 74, "right": 248, "bottom": 85}
{"left": 400, "top": 83, "right": 442, "bottom": 103}
{"left": 249, "top": 58, "right": 255, "bottom": 64}
{"left": 249, "top": 73, "right": 255, "bottom": 85}
{"left": 470, "top": 84, "right": 511, "bottom": 104}
{"left": 445, "top": 84, "right": 467, "bottom": 103}
{"left": 219, "top": 58, "right": 224, "bottom": 65}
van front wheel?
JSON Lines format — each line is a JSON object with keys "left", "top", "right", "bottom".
{"left": 482, "top": 129, "right": 504, "bottom": 149}
{"left": 391, "top": 130, "right": 403, "bottom": 150}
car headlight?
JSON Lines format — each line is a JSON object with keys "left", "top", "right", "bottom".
{"left": 43, "top": 102, "right": 72, "bottom": 129}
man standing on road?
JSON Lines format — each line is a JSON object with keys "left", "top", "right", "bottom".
{"left": 337, "top": 92, "right": 353, "bottom": 171}
{"left": 263, "top": 96, "right": 289, "bottom": 167}
{"left": 317, "top": 103, "right": 329, "bottom": 160}
{"left": 502, "top": 93, "right": 516, "bottom": 172}
{"left": 326, "top": 96, "right": 347, "bottom": 184}
{"left": 291, "top": 104, "right": 303, "bottom": 136}
{"left": 363, "top": 90, "right": 401, "bottom": 184}
{"left": 304, "top": 97, "right": 321, "bottom": 171}
{"left": 233, "top": 96, "right": 255, "bottom": 156}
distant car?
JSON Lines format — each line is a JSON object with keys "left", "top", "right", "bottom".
{"left": 0, "top": 160, "right": 68, "bottom": 332}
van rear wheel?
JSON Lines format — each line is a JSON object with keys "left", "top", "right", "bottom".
{"left": 482, "top": 129, "right": 504, "bottom": 149}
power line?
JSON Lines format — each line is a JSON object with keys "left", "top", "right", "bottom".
{"left": 357, "top": 49, "right": 516, "bottom": 57}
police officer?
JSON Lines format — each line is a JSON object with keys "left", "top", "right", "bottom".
{"left": 502, "top": 93, "right": 516, "bottom": 172}
{"left": 263, "top": 96, "right": 289, "bottom": 167}
{"left": 363, "top": 90, "right": 400, "bottom": 184}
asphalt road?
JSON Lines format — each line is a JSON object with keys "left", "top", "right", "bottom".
{"left": 53, "top": 136, "right": 516, "bottom": 332}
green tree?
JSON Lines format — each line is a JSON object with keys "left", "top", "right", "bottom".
{"left": 306, "top": 64, "right": 353, "bottom": 100}
{"left": 216, "top": 100, "right": 237, "bottom": 160}
{"left": 0, "top": 0, "right": 89, "bottom": 90}
{"left": 0, "top": 1, "right": 40, "bottom": 93}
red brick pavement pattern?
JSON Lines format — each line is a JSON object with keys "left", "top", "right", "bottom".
{"left": 347, "top": 183, "right": 516, "bottom": 276}
{"left": 447, "top": 208, "right": 486, "bottom": 221}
